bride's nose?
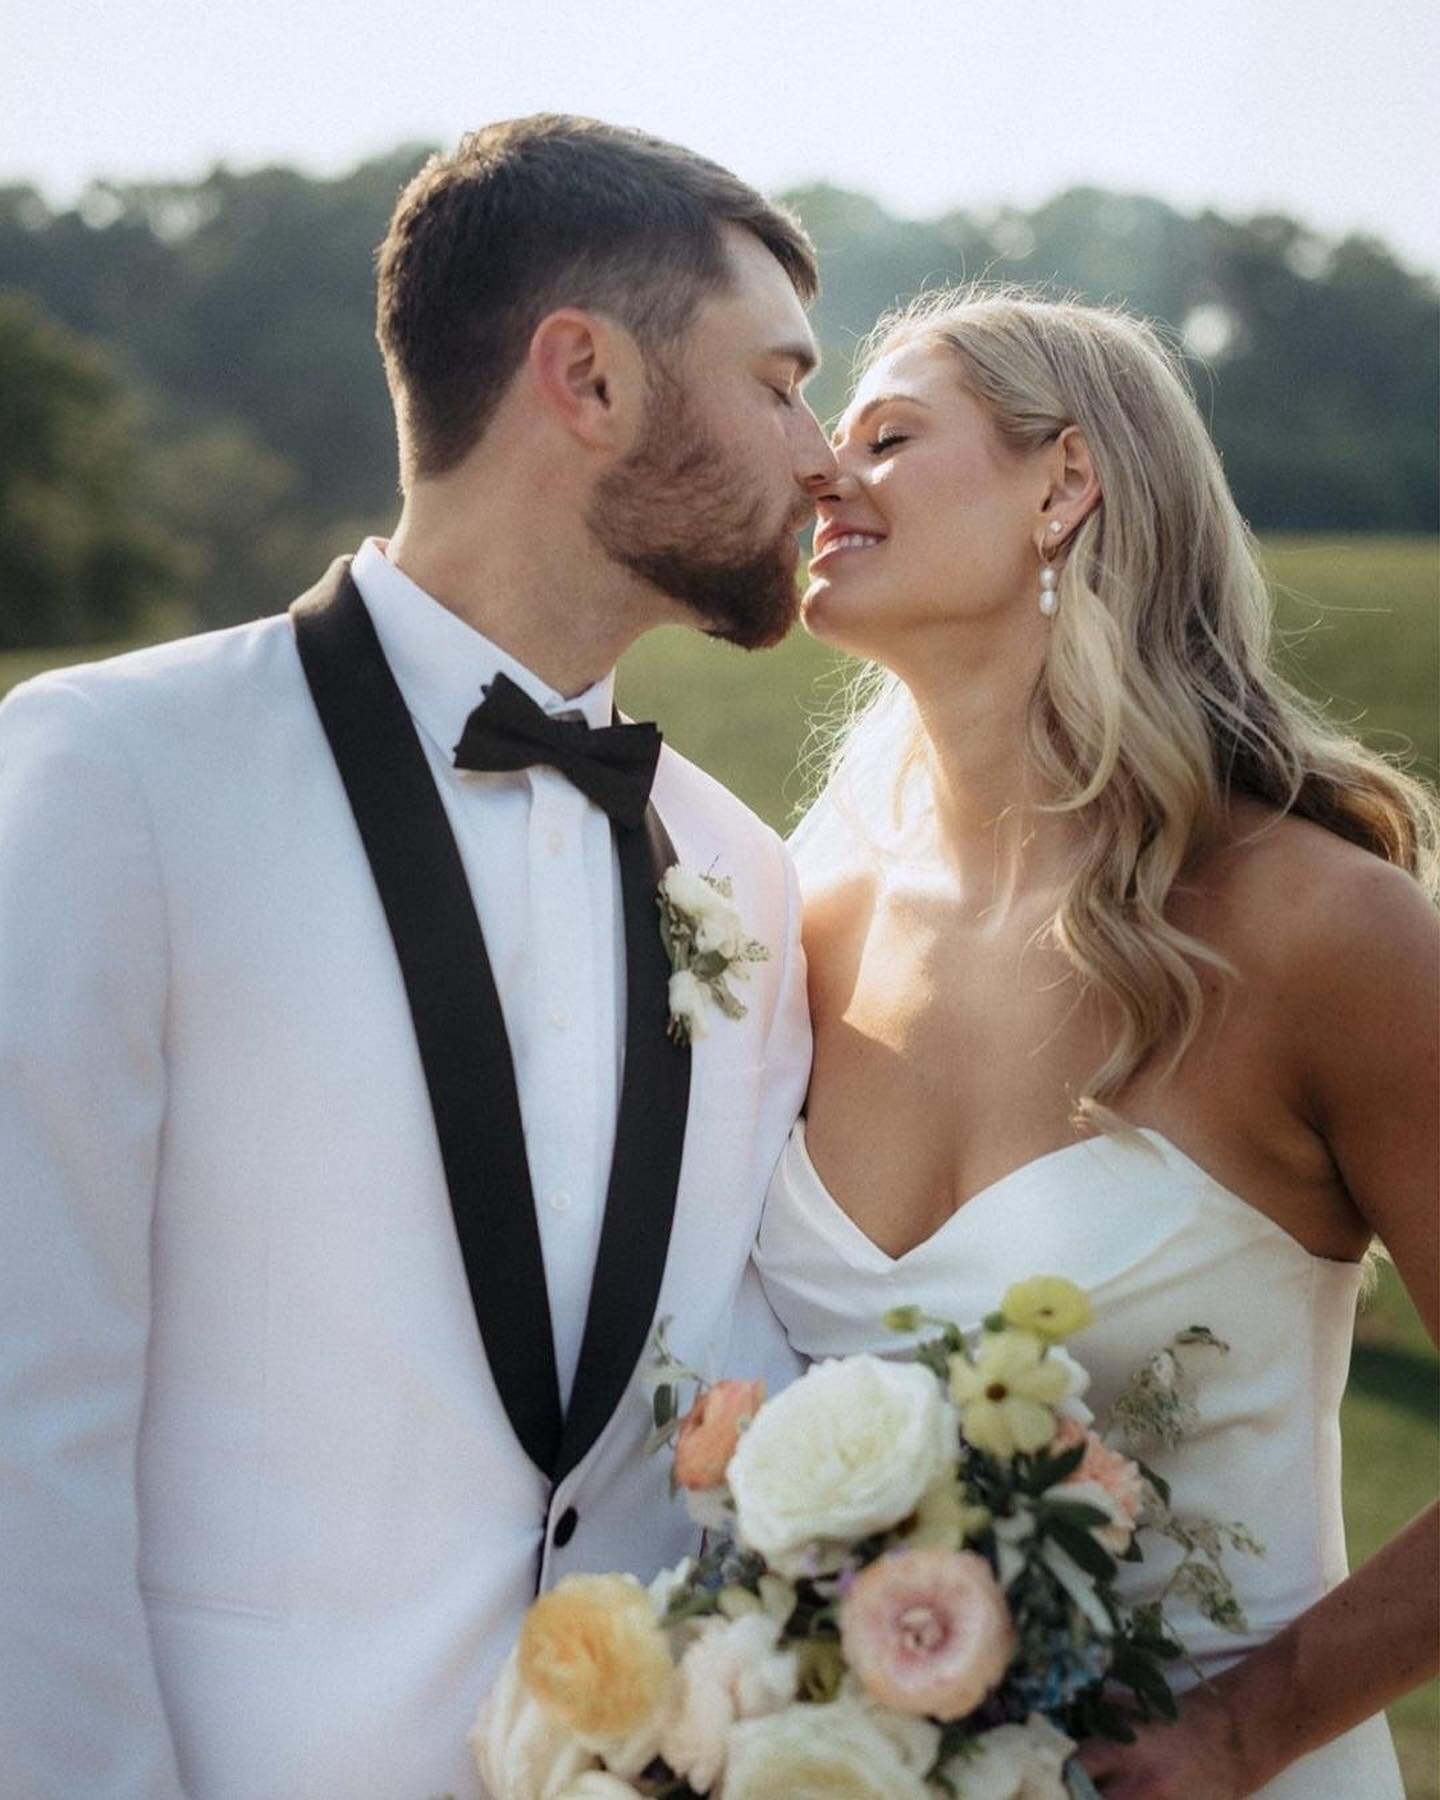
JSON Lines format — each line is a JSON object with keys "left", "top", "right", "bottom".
{"left": 803, "top": 465, "right": 860, "bottom": 503}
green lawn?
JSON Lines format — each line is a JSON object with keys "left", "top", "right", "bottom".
{"left": 1348, "top": 1262, "right": 1440, "bottom": 1797}
{"left": 4, "top": 533, "right": 1437, "bottom": 1792}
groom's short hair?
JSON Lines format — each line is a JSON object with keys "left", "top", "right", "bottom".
{"left": 376, "top": 114, "right": 818, "bottom": 481}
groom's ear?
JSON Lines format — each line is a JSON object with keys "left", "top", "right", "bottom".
{"left": 526, "top": 309, "right": 646, "bottom": 452}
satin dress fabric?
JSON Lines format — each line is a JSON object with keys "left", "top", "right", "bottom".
{"left": 754, "top": 1120, "right": 1405, "bottom": 1798}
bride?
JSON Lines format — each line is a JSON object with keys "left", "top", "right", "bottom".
{"left": 756, "top": 287, "right": 1438, "bottom": 1796}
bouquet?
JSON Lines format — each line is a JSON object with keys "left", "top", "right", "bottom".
{"left": 471, "top": 1277, "right": 1260, "bottom": 1799}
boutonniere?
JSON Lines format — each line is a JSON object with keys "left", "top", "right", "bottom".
{"left": 657, "top": 864, "right": 770, "bottom": 1044}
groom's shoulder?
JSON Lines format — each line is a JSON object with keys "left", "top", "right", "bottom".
{"left": 0, "top": 612, "right": 303, "bottom": 745}
{"left": 651, "top": 742, "right": 793, "bottom": 877}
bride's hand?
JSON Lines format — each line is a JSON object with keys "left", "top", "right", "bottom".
{"left": 1075, "top": 1685, "right": 1259, "bottom": 1799}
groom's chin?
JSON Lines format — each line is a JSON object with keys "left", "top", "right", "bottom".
{"left": 702, "top": 587, "right": 801, "bottom": 651}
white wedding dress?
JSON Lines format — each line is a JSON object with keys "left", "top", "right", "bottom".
{"left": 754, "top": 1118, "right": 1405, "bottom": 1798}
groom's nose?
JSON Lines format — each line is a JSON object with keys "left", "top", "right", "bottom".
{"left": 791, "top": 404, "right": 839, "bottom": 490}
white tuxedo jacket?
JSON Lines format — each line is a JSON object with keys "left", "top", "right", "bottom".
{"left": 0, "top": 562, "right": 809, "bottom": 1799}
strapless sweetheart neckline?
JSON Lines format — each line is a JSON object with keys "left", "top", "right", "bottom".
{"left": 756, "top": 1114, "right": 1401, "bottom": 1795}
{"left": 789, "top": 1117, "right": 1357, "bottom": 1272}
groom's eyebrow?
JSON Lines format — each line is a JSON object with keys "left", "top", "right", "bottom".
{"left": 770, "top": 341, "right": 819, "bottom": 381}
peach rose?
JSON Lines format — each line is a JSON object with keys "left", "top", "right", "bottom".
{"left": 673, "top": 1379, "right": 765, "bottom": 1491}
{"left": 519, "top": 1574, "right": 675, "bottom": 1743}
{"left": 840, "top": 1546, "right": 1017, "bottom": 1720}
{"left": 1051, "top": 1417, "right": 1145, "bottom": 1553}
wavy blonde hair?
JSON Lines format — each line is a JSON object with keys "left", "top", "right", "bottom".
{"left": 811, "top": 284, "right": 1439, "bottom": 1117}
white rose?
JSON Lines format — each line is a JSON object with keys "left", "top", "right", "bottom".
{"left": 555, "top": 1777, "right": 640, "bottom": 1799}
{"left": 693, "top": 904, "right": 746, "bottom": 961}
{"left": 727, "top": 1355, "right": 956, "bottom": 1576}
{"left": 841, "top": 1677, "right": 943, "bottom": 1775}
{"left": 469, "top": 1648, "right": 596, "bottom": 1800}
{"left": 658, "top": 1612, "right": 797, "bottom": 1792}
{"left": 721, "top": 1696, "right": 933, "bottom": 1800}
{"left": 662, "top": 865, "right": 726, "bottom": 920}
{"left": 667, "top": 970, "right": 710, "bottom": 1039}
{"left": 939, "top": 1714, "right": 1076, "bottom": 1800}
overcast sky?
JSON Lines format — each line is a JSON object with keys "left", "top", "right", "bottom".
{"left": 3, "top": 0, "right": 1437, "bottom": 272}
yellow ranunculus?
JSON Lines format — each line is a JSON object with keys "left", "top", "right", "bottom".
{"left": 949, "top": 1329, "right": 1072, "bottom": 1460}
{"left": 1000, "top": 1276, "right": 1094, "bottom": 1343}
{"left": 519, "top": 1574, "right": 675, "bottom": 1741}
{"left": 903, "top": 1479, "right": 992, "bottom": 1550}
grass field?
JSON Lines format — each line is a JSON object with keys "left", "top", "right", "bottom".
{"left": 4, "top": 533, "right": 1437, "bottom": 1792}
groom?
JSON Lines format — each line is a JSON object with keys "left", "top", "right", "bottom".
{"left": 0, "top": 116, "right": 834, "bottom": 1798}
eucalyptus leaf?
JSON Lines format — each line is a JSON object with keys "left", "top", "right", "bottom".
{"left": 1044, "top": 1515, "right": 1118, "bottom": 1581}
{"left": 1042, "top": 1498, "right": 1115, "bottom": 1532}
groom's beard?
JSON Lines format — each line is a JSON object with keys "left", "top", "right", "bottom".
{"left": 587, "top": 371, "right": 809, "bottom": 651}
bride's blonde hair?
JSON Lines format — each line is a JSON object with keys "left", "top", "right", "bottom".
{"left": 811, "top": 284, "right": 1439, "bottom": 1117}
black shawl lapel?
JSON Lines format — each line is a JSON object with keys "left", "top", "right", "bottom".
{"left": 291, "top": 561, "right": 564, "bottom": 1478}
{"left": 554, "top": 805, "right": 692, "bottom": 1484}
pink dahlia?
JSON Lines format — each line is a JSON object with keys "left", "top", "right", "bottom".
{"left": 840, "top": 1547, "right": 1016, "bottom": 1720}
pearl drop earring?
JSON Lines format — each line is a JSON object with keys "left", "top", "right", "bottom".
{"left": 1039, "top": 520, "right": 1064, "bottom": 617}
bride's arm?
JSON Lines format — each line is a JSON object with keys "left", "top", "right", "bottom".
{"left": 1081, "top": 856, "right": 1439, "bottom": 1800}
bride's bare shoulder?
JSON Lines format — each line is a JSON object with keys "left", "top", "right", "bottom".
{"left": 790, "top": 815, "right": 882, "bottom": 1011}
{"left": 799, "top": 858, "right": 878, "bottom": 952}
{"left": 1186, "top": 798, "right": 1438, "bottom": 1021}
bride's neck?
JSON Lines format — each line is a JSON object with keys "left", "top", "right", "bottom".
{"left": 907, "top": 665, "right": 1080, "bottom": 919}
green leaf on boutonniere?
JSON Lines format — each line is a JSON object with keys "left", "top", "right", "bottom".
{"left": 657, "top": 862, "right": 771, "bottom": 1040}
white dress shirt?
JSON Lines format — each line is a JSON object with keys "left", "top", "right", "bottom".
{"left": 351, "top": 537, "right": 624, "bottom": 1406}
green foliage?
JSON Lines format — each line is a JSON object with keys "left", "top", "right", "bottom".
{"left": 0, "top": 290, "right": 180, "bottom": 647}
{"left": 1345, "top": 1261, "right": 1439, "bottom": 1798}
{"left": 788, "top": 184, "right": 1439, "bottom": 535}
{"left": 0, "top": 169, "right": 1435, "bottom": 645}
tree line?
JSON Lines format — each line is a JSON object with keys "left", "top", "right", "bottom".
{"left": 1, "top": 152, "right": 1435, "bottom": 648}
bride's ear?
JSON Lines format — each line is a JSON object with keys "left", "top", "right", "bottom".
{"left": 1041, "top": 426, "right": 1102, "bottom": 535}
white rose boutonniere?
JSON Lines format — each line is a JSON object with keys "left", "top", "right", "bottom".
{"left": 657, "top": 865, "right": 769, "bottom": 1044}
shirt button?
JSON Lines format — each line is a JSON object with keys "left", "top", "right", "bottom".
{"left": 546, "top": 828, "right": 564, "bottom": 855}
{"left": 548, "top": 1190, "right": 572, "bottom": 1214}
{"left": 548, "top": 1009, "right": 569, "bottom": 1032}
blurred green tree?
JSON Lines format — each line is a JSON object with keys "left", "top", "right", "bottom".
{"left": 0, "top": 168, "right": 1434, "bottom": 642}
{"left": 0, "top": 289, "right": 179, "bottom": 647}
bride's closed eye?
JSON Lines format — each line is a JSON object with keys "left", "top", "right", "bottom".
{"left": 866, "top": 430, "right": 909, "bottom": 456}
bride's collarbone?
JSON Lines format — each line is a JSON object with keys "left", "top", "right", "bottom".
{"left": 803, "top": 1081, "right": 1369, "bottom": 1266}
{"left": 806, "top": 1009, "right": 1369, "bottom": 1267}
{"left": 805, "top": 846, "right": 1377, "bottom": 1263}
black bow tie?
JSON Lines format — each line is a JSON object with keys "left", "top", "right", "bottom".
{"left": 453, "top": 673, "right": 662, "bottom": 830}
